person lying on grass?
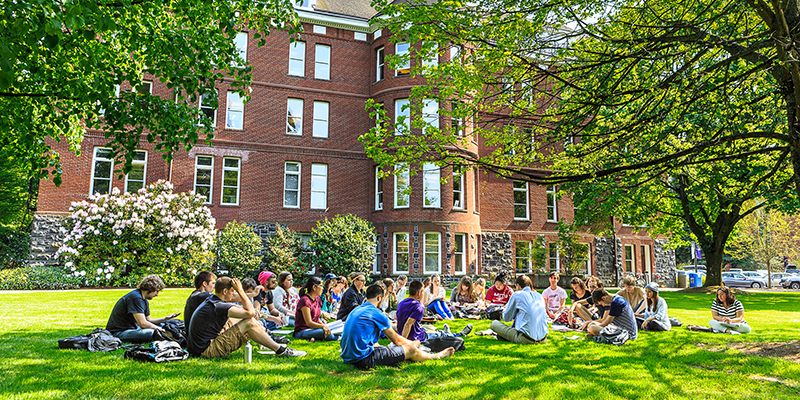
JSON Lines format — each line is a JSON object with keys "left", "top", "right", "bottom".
{"left": 710, "top": 286, "right": 751, "bottom": 334}
{"left": 294, "top": 276, "right": 341, "bottom": 341}
{"left": 490, "top": 275, "right": 549, "bottom": 344}
{"left": 616, "top": 276, "right": 647, "bottom": 315}
{"left": 337, "top": 272, "right": 367, "bottom": 322}
{"left": 636, "top": 282, "right": 671, "bottom": 332}
{"left": 184, "top": 271, "right": 216, "bottom": 336}
{"left": 340, "top": 283, "right": 455, "bottom": 370}
{"left": 187, "top": 277, "right": 306, "bottom": 358}
{"left": 397, "top": 280, "right": 473, "bottom": 343}
{"left": 542, "top": 272, "right": 568, "bottom": 322}
{"left": 106, "top": 274, "right": 180, "bottom": 343}
{"left": 586, "top": 288, "right": 638, "bottom": 341}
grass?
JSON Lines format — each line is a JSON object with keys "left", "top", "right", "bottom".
{"left": 0, "top": 289, "right": 799, "bottom": 399}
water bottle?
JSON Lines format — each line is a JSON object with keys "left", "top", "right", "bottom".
{"left": 244, "top": 341, "right": 252, "bottom": 364}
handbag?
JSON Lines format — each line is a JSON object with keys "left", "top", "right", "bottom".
{"left": 425, "top": 336, "right": 465, "bottom": 352}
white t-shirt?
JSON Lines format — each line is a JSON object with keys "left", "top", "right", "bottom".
{"left": 542, "top": 286, "right": 567, "bottom": 313}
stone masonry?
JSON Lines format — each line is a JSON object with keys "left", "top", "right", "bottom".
{"left": 480, "top": 233, "right": 514, "bottom": 281}
{"left": 28, "top": 214, "right": 67, "bottom": 266}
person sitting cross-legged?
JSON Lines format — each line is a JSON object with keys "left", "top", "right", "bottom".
{"left": 337, "top": 272, "right": 367, "bottom": 321}
{"left": 106, "top": 274, "right": 180, "bottom": 343}
{"left": 183, "top": 271, "right": 216, "bottom": 336}
{"left": 188, "top": 277, "right": 306, "bottom": 358}
{"left": 490, "top": 275, "right": 549, "bottom": 344}
{"left": 542, "top": 272, "right": 568, "bottom": 321}
{"left": 586, "top": 288, "right": 639, "bottom": 341}
{"left": 294, "top": 277, "right": 341, "bottom": 341}
{"left": 397, "top": 280, "right": 473, "bottom": 344}
{"left": 340, "top": 283, "right": 455, "bottom": 370}
{"left": 709, "top": 286, "right": 751, "bottom": 334}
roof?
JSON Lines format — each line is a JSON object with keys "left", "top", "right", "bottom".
{"left": 314, "top": 0, "right": 378, "bottom": 19}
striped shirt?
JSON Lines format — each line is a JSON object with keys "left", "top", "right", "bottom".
{"left": 711, "top": 299, "right": 744, "bottom": 318}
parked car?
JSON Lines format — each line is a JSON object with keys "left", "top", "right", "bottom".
{"left": 722, "top": 272, "right": 767, "bottom": 288}
{"left": 780, "top": 275, "right": 800, "bottom": 290}
{"left": 742, "top": 271, "right": 766, "bottom": 279}
{"left": 786, "top": 265, "right": 799, "bottom": 275}
{"left": 770, "top": 273, "right": 795, "bottom": 287}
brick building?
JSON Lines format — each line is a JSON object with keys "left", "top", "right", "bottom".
{"left": 31, "top": 1, "right": 675, "bottom": 287}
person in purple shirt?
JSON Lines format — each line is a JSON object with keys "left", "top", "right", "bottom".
{"left": 397, "top": 281, "right": 472, "bottom": 343}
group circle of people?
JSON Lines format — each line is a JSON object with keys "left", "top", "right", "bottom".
{"left": 103, "top": 269, "right": 751, "bottom": 370}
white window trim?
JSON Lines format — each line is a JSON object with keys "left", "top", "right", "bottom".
{"left": 453, "top": 170, "right": 465, "bottom": 210}
{"left": 625, "top": 244, "right": 635, "bottom": 273}
{"left": 394, "top": 98, "right": 409, "bottom": 135}
{"left": 422, "top": 99, "right": 439, "bottom": 131}
{"left": 312, "top": 25, "right": 326, "bottom": 35}
{"left": 312, "top": 101, "right": 329, "bottom": 138}
{"left": 395, "top": 42, "right": 410, "bottom": 76}
{"left": 394, "top": 163, "right": 410, "bottom": 208}
{"left": 124, "top": 150, "right": 147, "bottom": 194}
{"left": 422, "top": 163, "right": 440, "bottom": 208}
{"left": 641, "top": 245, "right": 652, "bottom": 278}
{"left": 199, "top": 91, "right": 217, "bottom": 127}
{"left": 422, "top": 41, "right": 438, "bottom": 70}
{"left": 287, "top": 98, "right": 304, "bottom": 136}
{"left": 138, "top": 80, "right": 152, "bottom": 94}
{"left": 513, "top": 181, "right": 529, "bottom": 220}
{"left": 549, "top": 243, "right": 560, "bottom": 273}
{"left": 315, "top": 44, "right": 331, "bottom": 80}
{"left": 547, "top": 185, "right": 558, "bottom": 222}
{"left": 288, "top": 41, "right": 306, "bottom": 77}
{"left": 394, "top": 232, "right": 410, "bottom": 274}
{"left": 284, "top": 161, "right": 301, "bottom": 209}
{"left": 515, "top": 241, "right": 532, "bottom": 275}
{"left": 89, "top": 147, "right": 114, "bottom": 195}
{"left": 220, "top": 157, "right": 241, "bottom": 206}
{"left": 225, "top": 91, "right": 244, "bottom": 130}
{"left": 423, "top": 232, "right": 442, "bottom": 274}
{"left": 373, "top": 29, "right": 382, "bottom": 40}
{"left": 375, "top": 166, "right": 383, "bottom": 210}
{"left": 193, "top": 155, "right": 214, "bottom": 204}
{"left": 310, "top": 163, "right": 327, "bottom": 210}
{"left": 234, "top": 31, "right": 248, "bottom": 67}
{"left": 454, "top": 233, "right": 466, "bottom": 275}
{"left": 376, "top": 47, "right": 385, "bottom": 82}
{"left": 374, "top": 235, "right": 381, "bottom": 274}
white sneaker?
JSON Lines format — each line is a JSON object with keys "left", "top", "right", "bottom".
{"left": 276, "top": 347, "right": 306, "bottom": 357}
{"left": 729, "top": 330, "right": 740, "bottom": 335}
{"left": 442, "top": 323, "right": 451, "bottom": 335}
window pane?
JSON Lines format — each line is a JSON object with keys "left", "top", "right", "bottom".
{"left": 285, "top": 174, "right": 299, "bottom": 190}
{"left": 310, "top": 192, "right": 326, "bottom": 208}
{"left": 92, "top": 179, "right": 110, "bottom": 195}
{"left": 94, "top": 160, "right": 112, "bottom": 179}
{"left": 195, "top": 186, "right": 210, "bottom": 199}
{"left": 128, "top": 164, "right": 144, "bottom": 181}
{"left": 224, "top": 158, "right": 239, "bottom": 168}
{"left": 222, "top": 187, "right": 238, "bottom": 204}
{"left": 223, "top": 170, "right": 239, "bottom": 186}
{"left": 196, "top": 169, "right": 212, "bottom": 185}
{"left": 284, "top": 190, "right": 298, "bottom": 206}
{"left": 197, "top": 156, "right": 213, "bottom": 166}
{"left": 514, "top": 190, "right": 527, "bottom": 204}
{"left": 127, "top": 181, "right": 144, "bottom": 193}
{"left": 514, "top": 205, "right": 527, "bottom": 218}
{"left": 287, "top": 99, "right": 303, "bottom": 135}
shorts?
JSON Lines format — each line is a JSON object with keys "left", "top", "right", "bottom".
{"left": 350, "top": 345, "right": 406, "bottom": 370}
{"left": 199, "top": 322, "right": 248, "bottom": 358}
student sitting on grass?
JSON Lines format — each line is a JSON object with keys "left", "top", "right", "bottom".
{"left": 636, "top": 282, "right": 671, "bottom": 331}
{"left": 340, "top": 283, "right": 455, "bottom": 370}
{"left": 568, "top": 277, "right": 591, "bottom": 327}
{"left": 474, "top": 278, "right": 487, "bottom": 307}
{"left": 321, "top": 273, "right": 341, "bottom": 315}
{"left": 710, "top": 286, "right": 751, "bottom": 334}
{"left": 489, "top": 275, "right": 549, "bottom": 344}
{"left": 337, "top": 272, "right": 367, "bottom": 321}
{"left": 381, "top": 278, "right": 398, "bottom": 313}
{"left": 424, "top": 274, "right": 454, "bottom": 320}
{"left": 616, "top": 276, "right": 647, "bottom": 315}
{"left": 333, "top": 275, "right": 347, "bottom": 303}
{"left": 398, "top": 280, "right": 473, "bottom": 343}
{"left": 485, "top": 273, "right": 513, "bottom": 306}
{"left": 450, "top": 276, "right": 477, "bottom": 304}
{"left": 294, "top": 277, "right": 341, "bottom": 341}
{"left": 106, "top": 275, "right": 180, "bottom": 343}
{"left": 253, "top": 271, "right": 288, "bottom": 333}
{"left": 395, "top": 275, "right": 409, "bottom": 300}
{"left": 188, "top": 277, "right": 306, "bottom": 358}
{"left": 542, "top": 272, "right": 568, "bottom": 321}
{"left": 586, "top": 288, "right": 638, "bottom": 341}
{"left": 272, "top": 272, "right": 299, "bottom": 327}
{"left": 183, "top": 271, "right": 216, "bottom": 336}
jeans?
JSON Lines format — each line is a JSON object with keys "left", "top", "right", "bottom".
{"left": 293, "top": 328, "right": 341, "bottom": 341}
{"left": 112, "top": 328, "right": 157, "bottom": 343}
{"left": 427, "top": 300, "right": 453, "bottom": 319}
{"left": 260, "top": 319, "right": 278, "bottom": 331}
{"left": 709, "top": 319, "right": 751, "bottom": 334}
{"left": 424, "top": 330, "right": 461, "bottom": 342}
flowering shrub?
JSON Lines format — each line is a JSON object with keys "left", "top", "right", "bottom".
{"left": 310, "top": 214, "right": 375, "bottom": 278}
{"left": 263, "top": 225, "right": 309, "bottom": 281}
{"left": 217, "top": 220, "right": 262, "bottom": 277}
{"left": 0, "top": 266, "right": 82, "bottom": 290}
{"left": 56, "top": 180, "right": 216, "bottom": 287}
{"left": 0, "top": 226, "right": 30, "bottom": 269}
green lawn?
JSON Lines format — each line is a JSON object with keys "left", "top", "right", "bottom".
{"left": 1, "top": 289, "right": 798, "bottom": 399}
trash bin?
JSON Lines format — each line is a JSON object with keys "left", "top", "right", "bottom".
{"left": 677, "top": 271, "right": 688, "bottom": 288}
{"left": 689, "top": 272, "right": 701, "bottom": 288}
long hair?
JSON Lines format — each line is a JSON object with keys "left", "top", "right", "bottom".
{"left": 278, "top": 271, "right": 293, "bottom": 290}
{"left": 645, "top": 287, "right": 659, "bottom": 310}
{"left": 475, "top": 278, "right": 486, "bottom": 296}
{"left": 323, "top": 276, "right": 337, "bottom": 302}
{"left": 457, "top": 276, "right": 476, "bottom": 302}
{"left": 715, "top": 286, "right": 736, "bottom": 307}
{"left": 299, "top": 276, "right": 322, "bottom": 299}
{"left": 383, "top": 278, "right": 396, "bottom": 302}
{"left": 570, "top": 276, "right": 587, "bottom": 291}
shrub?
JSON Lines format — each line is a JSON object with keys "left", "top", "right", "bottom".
{"left": 0, "top": 226, "right": 30, "bottom": 269}
{"left": 310, "top": 214, "right": 375, "bottom": 278}
{"left": 56, "top": 180, "right": 216, "bottom": 287}
{"left": 263, "top": 225, "right": 309, "bottom": 282}
{"left": 217, "top": 220, "right": 262, "bottom": 277}
{"left": 0, "top": 265, "right": 82, "bottom": 290}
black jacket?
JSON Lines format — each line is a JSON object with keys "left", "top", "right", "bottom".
{"left": 336, "top": 286, "right": 366, "bottom": 321}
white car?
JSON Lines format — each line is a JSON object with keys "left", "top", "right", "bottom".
{"left": 770, "top": 272, "right": 795, "bottom": 287}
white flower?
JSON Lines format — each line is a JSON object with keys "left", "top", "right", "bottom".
{"left": 81, "top": 271, "right": 86, "bottom": 276}
{"left": 96, "top": 268, "right": 103, "bottom": 274}
{"left": 103, "top": 261, "right": 109, "bottom": 266}
{"left": 106, "top": 273, "right": 112, "bottom": 279}
{"left": 65, "top": 261, "right": 73, "bottom": 268}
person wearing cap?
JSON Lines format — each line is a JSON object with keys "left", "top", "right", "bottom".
{"left": 253, "top": 271, "right": 286, "bottom": 331}
{"left": 638, "top": 282, "right": 671, "bottom": 331}
{"left": 485, "top": 273, "right": 513, "bottom": 306}
{"left": 321, "top": 273, "right": 340, "bottom": 315}
{"left": 337, "top": 272, "right": 367, "bottom": 321}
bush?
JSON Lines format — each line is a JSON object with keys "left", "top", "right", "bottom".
{"left": 56, "top": 180, "right": 216, "bottom": 287}
{"left": 263, "top": 225, "right": 309, "bottom": 281}
{"left": 310, "top": 214, "right": 375, "bottom": 278}
{"left": 0, "top": 226, "right": 30, "bottom": 269}
{"left": 0, "top": 265, "right": 82, "bottom": 290}
{"left": 217, "top": 220, "right": 262, "bottom": 277}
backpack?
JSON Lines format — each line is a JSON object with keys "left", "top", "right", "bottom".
{"left": 58, "top": 328, "right": 121, "bottom": 352}
{"left": 485, "top": 304, "right": 504, "bottom": 321}
{"left": 593, "top": 325, "right": 631, "bottom": 346}
{"left": 670, "top": 318, "right": 683, "bottom": 327}
{"left": 58, "top": 334, "right": 91, "bottom": 350}
{"left": 123, "top": 341, "right": 189, "bottom": 363}
{"left": 425, "top": 336, "right": 466, "bottom": 352}
{"left": 161, "top": 319, "right": 187, "bottom": 348}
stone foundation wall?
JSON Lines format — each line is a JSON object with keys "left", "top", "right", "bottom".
{"left": 28, "top": 214, "right": 67, "bottom": 266}
{"left": 654, "top": 239, "right": 677, "bottom": 288}
{"left": 480, "top": 233, "right": 514, "bottom": 280}
{"left": 594, "top": 236, "right": 622, "bottom": 287}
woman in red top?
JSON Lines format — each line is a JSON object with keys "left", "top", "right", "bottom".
{"left": 294, "top": 277, "right": 341, "bottom": 341}
{"left": 485, "top": 273, "right": 514, "bottom": 305}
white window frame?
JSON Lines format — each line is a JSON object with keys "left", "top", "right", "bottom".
{"left": 422, "top": 41, "right": 438, "bottom": 69}
{"left": 124, "top": 150, "right": 147, "bottom": 194}
{"left": 312, "top": 101, "right": 329, "bottom": 138}
{"left": 453, "top": 169, "right": 465, "bottom": 210}
{"left": 450, "top": 45, "right": 461, "bottom": 63}
{"left": 284, "top": 161, "right": 301, "bottom": 208}
{"left": 374, "top": 235, "right": 381, "bottom": 274}
{"left": 315, "top": 44, "right": 331, "bottom": 80}
{"left": 354, "top": 32, "right": 367, "bottom": 41}
{"left": 422, "top": 163, "right": 440, "bottom": 208}
{"left": 394, "top": 232, "right": 410, "bottom": 274}
{"left": 395, "top": 42, "right": 410, "bottom": 76}
{"left": 138, "top": 80, "right": 152, "bottom": 94}
{"left": 234, "top": 31, "right": 248, "bottom": 67}
{"left": 299, "top": 233, "right": 315, "bottom": 274}
{"left": 641, "top": 245, "right": 652, "bottom": 278}
{"left": 286, "top": 98, "right": 303, "bottom": 136}
{"left": 194, "top": 155, "right": 214, "bottom": 204}
{"left": 225, "top": 91, "right": 244, "bottom": 130}
{"left": 375, "top": 166, "right": 384, "bottom": 210}
{"left": 515, "top": 241, "right": 532, "bottom": 275}
{"left": 376, "top": 46, "right": 385, "bottom": 82}
{"left": 288, "top": 41, "right": 306, "bottom": 77}
{"left": 422, "top": 99, "right": 439, "bottom": 131}
{"left": 625, "top": 244, "right": 635, "bottom": 273}
{"left": 310, "top": 163, "right": 327, "bottom": 210}
{"left": 451, "top": 100, "right": 464, "bottom": 137}
{"left": 394, "top": 98, "right": 410, "bottom": 135}
{"left": 199, "top": 91, "right": 217, "bottom": 127}
{"left": 546, "top": 185, "right": 558, "bottom": 222}
{"left": 312, "top": 25, "right": 326, "bottom": 35}
{"left": 549, "top": 242, "right": 560, "bottom": 273}
{"left": 423, "top": 232, "right": 442, "bottom": 274}
{"left": 220, "top": 157, "right": 241, "bottom": 206}
{"left": 454, "top": 233, "right": 466, "bottom": 275}
{"left": 90, "top": 147, "right": 114, "bottom": 195}
{"left": 394, "top": 163, "right": 410, "bottom": 208}
{"left": 373, "top": 29, "right": 382, "bottom": 40}
{"left": 513, "top": 181, "right": 529, "bottom": 220}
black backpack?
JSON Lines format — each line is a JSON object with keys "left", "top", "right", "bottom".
{"left": 593, "top": 325, "right": 631, "bottom": 346}
{"left": 425, "top": 336, "right": 466, "bottom": 352}
{"left": 58, "top": 334, "right": 91, "bottom": 350}
{"left": 123, "top": 341, "right": 189, "bottom": 363}
{"left": 161, "top": 319, "right": 187, "bottom": 348}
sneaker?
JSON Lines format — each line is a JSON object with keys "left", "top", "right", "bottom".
{"left": 729, "top": 330, "right": 740, "bottom": 335}
{"left": 442, "top": 323, "right": 451, "bottom": 335}
{"left": 459, "top": 323, "right": 473, "bottom": 337}
{"left": 271, "top": 333, "right": 290, "bottom": 344}
{"left": 276, "top": 347, "right": 306, "bottom": 357}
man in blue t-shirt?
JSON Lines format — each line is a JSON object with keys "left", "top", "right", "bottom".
{"left": 105, "top": 275, "right": 180, "bottom": 343}
{"left": 586, "top": 288, "right": 638, "bottom": 341}
{"left": 397, "top": 280, "right": 472, "bottom": 342}
{"left": 340, "top": 283, "right": 456, "bottom": 370}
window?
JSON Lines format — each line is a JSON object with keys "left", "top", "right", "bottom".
{"left": 194, "top": 156, "right": 214, "bottom": 204}
{"left": 424, "top": 232, "right": 441, "bottom": 274}
{"left": 516, "top": 241, "right": 531, "bottom": 274}
{"left": 394, "top": 163, "right": 410, "bottom": 208}
{"left": 234, "top": 32, "right": 248, "bottom": 67}
{"left": 579, "top": 245, "right": 591, "bottom": 275}
{"left": 354, "top": 32, "right": 367, "bottom": 41}
{"left": 100, "top": 84, "right": 120, "bottom": 115}
{"left": 312, "top": 101, "right": 329, "bottom": 138}
{"left": 422, "top": 99, "right": 439, "bottom": 131}
{"left": 474, "top": 168, "right": 480, "bottom": 213}
{"left": 549, "top": 243, "right": 560, "bottom": 272}
{"left": 374, "top": 235, "right": 381, "bottom": 273}
{"left": 313, "top": 25, "right": 326, "bottom": 35}
{"left": 394, "top": 98, "right": 410, "bottom": 135}
{"left": 395, "top": 42, "right": 410, "bottom": 75}
{"left": 524, "top": 127, "right": 535, "bottom": 154}
{"left": 453, "top": 168, "right": 464, "bottom": 209}
{"left": 90, "top": 148, "right": 114, "bottom": 195}
{"left": 394, "top": 232, "right": 409, "bottom": 273}
{"left": 286, "top": 98, "right": 303, "bottom": 135}
{"left": 423, "top": 163, "right": 440, "bottom": 208}
{"left": 625, "top": 244, "right": 635, "bottom": 273}
{"left": 513, "top": 181, "right": 528, "bottom": 220}
{"left": 451, "top": 100, "right": 464, "bottom": 137}
{"left": 315, "top": 44, "right": 330, "bottom": 80}
{"left": 641, "top": 245, "right": 652, "bottom": 277}
{"left": 284, "top": 162, "right": 301, "bottom": 208}
{"left": 454, "top": 234, "right": 466, "bottom": 274}
{"left": 310, "top": 163, "right": 327, "bottom": 209}
{"left": 124, "top": 151, "right": 147, "bottom": 193}
{"left": 422, "top": 41, "right": 438, "bottom": 69}
{"left": 288, "top": 41, "right": 306, "bottom": 76}
{"left": 199, "top": 92, "right": 217, "bottom": 127}
{"left": 375, "top": 167, "right": 383, "bottom": 210}
{"left": 137, "top": 81, "right": 152, "bottom": 94}
{"left": 376, "top": 47, "right": 385, "bottom": 82}
{"left": 546, "top": 185, "right": 557, "bottom": 222}
{"left": 373, "top": 29, "right": 382, "bottom": 40}
{"left": 226, "top": 91, "right": 244, "bottom": 129}
{"left": 450, "top": 45, "right": 461, "bottom": 63}
{"left": 221, "top": 157, "right": 240, "bottom": 205}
